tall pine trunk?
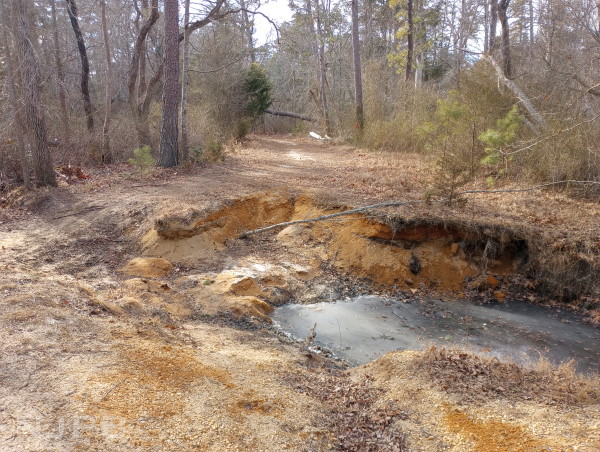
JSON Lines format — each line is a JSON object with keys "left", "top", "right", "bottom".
{"left": 406, "top": 0, "right": 414, "bottom": 81}
{"left": 180, "top": 0, "right": 191, "bottom": 162}
{"left": 158, "top": 0, "right": 180, "bottom": 167}
{"left": 351, "top": 0, "right": 364, "bottom": 132}
{"left": 100, "top": 0, "right": 112, "bottom": 162}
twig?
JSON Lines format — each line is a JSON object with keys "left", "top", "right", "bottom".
{"left": 99, "top": 379, "right": 123, "bottom": 401}
{"left": 130, "top": 183, "right": 168, "bottom": 188}
{"left": 52, "top": 205, "right": 105, "bottom": 219}
{"left": 502, "top": 113, "right": 600, "bottom": 157}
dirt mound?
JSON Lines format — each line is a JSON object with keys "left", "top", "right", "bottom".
{"left": 141, "top": 193, "right": 293, "bottom": 263}
{"left": 142, "top": 193, "right": 529, "bottom": 294}
{"left": 120, "top": 257, "right": 174, "bottom": 277}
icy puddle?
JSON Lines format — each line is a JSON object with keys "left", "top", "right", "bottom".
{"left": 273, "top": 296, "right": 600, "bottom": 373}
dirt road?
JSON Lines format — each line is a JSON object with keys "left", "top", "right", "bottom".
{"left": 1, "top": 135, "right": 599, "bottom": 451}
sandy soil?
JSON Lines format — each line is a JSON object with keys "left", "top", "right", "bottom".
{"left": 1, "top": 134, "right": 599, "bottom": 451}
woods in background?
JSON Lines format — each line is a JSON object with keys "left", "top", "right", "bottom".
{"left": 1, "top": 0, "right": 599, "bottom": 191}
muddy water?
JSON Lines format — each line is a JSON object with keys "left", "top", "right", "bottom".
{"left": 273, "top": 296, "right": 600, "bottom": 373}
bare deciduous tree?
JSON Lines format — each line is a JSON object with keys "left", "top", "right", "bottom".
{"left": 1, "top": 1, "right": 29, "bottom": 187}
{"left": 65, "top": 0, "right": 94, "bottom": 131}
{"left": 11, "top": 0, "right": 56, "bottom": 187}
{"left": 50, "top": 0, "right": 70, "bottom": 141}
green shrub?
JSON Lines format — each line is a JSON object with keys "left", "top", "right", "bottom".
{"left": 234, "top": 118, "right": 252, "bottom": 141}
{"left": 479, "top": 106, "right": 521, "bottom": 177}
{"left": 243, "top": 63, "right": 273, "bottom": 119}
{"left": 128, "top": 145, "right": 155, "bottom": 174}
{"left": 419, "top": 94, "right": 478, "bottom": 203}
{"left": 202, "top": 138, "right": 225, "bottom": 162}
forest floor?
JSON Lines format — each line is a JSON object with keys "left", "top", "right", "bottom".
{"left": 1, "top": 134, "right": 599, "bottom": 451}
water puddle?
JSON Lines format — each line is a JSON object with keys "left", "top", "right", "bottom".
{"left": 273, "top": 296, "right": 600, "bottom": 373}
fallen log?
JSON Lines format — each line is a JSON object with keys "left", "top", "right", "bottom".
{"left": 484, "top": 55, "right": 546, "bottom": 131}
{"left": 264, "top": 109, "right": 316, "bottom": 122}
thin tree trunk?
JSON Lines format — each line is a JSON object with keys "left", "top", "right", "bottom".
{"left": 498, "top": 0, "right": 512, "bottom": 78}
{"left": 158, "top": 0, "right": 180, "bottom": 167}
{"left": 50, "top": 0, "right": 70, "bottom": 141}
{"left": 597, "top": 2, "right": 600, "bottom": 34}
{"left": 528, "top": 0, "right": 534, "bottom": 54}
{"left": 406, "top": 0, "right": 414, "bottom": 81}
{"left": 138, "top": 0, "right": 148, "bottom": 100}
{"left": 12, "top": 0, "right": 56, "bottom": 187}
{"left": 240, "top": 0, "right": 256, "bottom": 63}
{"left": 484, "top": 0, "right": 489, "bottom": 53}
{"left": 128, "top": 0, "right": 159, "bottom": 147}
{"left": 1, "top": 2, "right": 30, "bottom": 187}
{"left": 100, "top": 0, "right": 112, "bottom": 162}
{"left": 65, "top": 0, "right": 94, "bottom": 131}
{"left": 181, "top": 0, "right": 191, "bottom": 162}
{"left": 490, "top": 0, "right": 498, "bottom": 51}
{"left": 351, "top": 0, "right": 364, "bottom": 132}
{"left": 313, "top": 0, "right": 332, "bottom": 136}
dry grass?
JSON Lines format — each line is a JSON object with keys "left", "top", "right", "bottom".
{"left": 419, "top": 346, "right": 600, "bottom": 405}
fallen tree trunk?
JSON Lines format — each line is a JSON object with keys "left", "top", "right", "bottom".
{"left": 484, "top": 55, "right": 546, "bottom": 131}
{"left": 264, "top": 109, "right": 316, "bottom": 122}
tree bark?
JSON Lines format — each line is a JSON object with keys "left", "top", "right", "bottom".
{"left": 1, "top": 2, "right": 30, "bottom": 187}
{"left": 351, "top": 0, "right": 364, "bottom": 132}
{"left": 498, "top": 0, "right": 512, "bottom": 78}
{"left": 65, "top": 0, "right": 94, "bottom": 131}
{"left": 12, "top": 0, "right": 56, "bottom": 187}
{"left": 180, "top": 0, "right": 191, "bottom": 162}
{"left": 158, "top": 0, "right": 180, "bottom": 167}
{"left": 50, "top": 0, "right": 70, "bottom": 141}
{"left": 100, "top": 0, "right": 112, "bottom": 162}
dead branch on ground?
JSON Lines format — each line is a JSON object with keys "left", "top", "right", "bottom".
{"left": 239, "top": 181, "right": 600, "bottom": 238}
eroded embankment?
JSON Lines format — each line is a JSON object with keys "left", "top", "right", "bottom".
{"left": 141, "top": 193, "right": 533, "bottom": 296}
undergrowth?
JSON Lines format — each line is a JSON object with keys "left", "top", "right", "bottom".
{"left": 419, "top": 346, "right": 600, "bottom": 405}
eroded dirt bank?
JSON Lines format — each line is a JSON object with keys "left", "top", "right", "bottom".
{"left": 1, "top": 135, "right": 599, "bottom": 451}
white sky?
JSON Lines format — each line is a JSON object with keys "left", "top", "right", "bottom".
{"left": 253, "top": 0, "right": 294, "bottom": 45}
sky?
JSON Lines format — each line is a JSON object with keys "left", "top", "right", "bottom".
{"left": 253, "top": 0, "right": 294, "bottom": 45}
